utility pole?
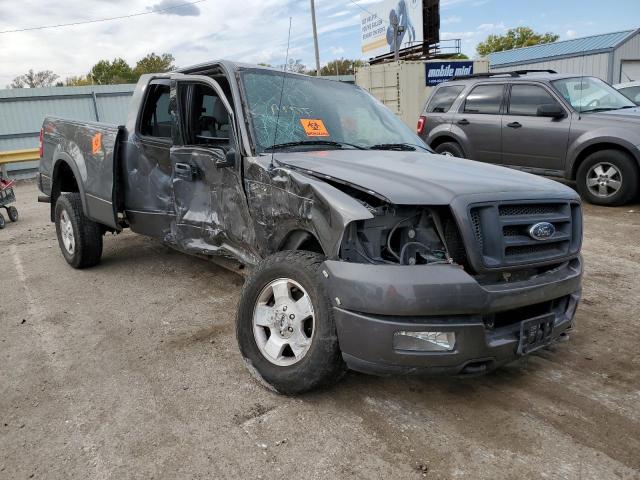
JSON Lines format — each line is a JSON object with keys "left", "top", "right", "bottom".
{"left": 310, "top": 0, "right": 321, "bottom": 76}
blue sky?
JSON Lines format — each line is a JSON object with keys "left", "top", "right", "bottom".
{"left": 1, "top": 0, "right": 639, "bottom": 87}
{"left": 310, "top": 0, "right": 640, "bottom": 63}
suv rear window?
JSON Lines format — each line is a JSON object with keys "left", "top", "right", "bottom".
{"left": 426, "top": 85, "right": 464, "bottom": 113}
{"left": 463, "top": 84, "right": 504, "bottom": 114}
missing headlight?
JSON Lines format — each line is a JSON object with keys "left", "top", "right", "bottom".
{"left": 340, "top": 206, "right": 458, "bottom": 265}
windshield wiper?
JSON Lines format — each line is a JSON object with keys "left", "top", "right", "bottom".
{"left": 264, "top": 140, "right": 365, "bottom": 151}
{"left": 369, "top": 143, "right": 428, "bottom": 151}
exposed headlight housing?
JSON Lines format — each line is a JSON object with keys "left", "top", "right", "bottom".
{"left": 393, "top": 331, "right": 456, "bottom": 352}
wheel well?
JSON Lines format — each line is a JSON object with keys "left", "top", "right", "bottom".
{"left": 429, "top": 135, "right": 459, "bottom": 151}
{"left": 571, "top": 143, "right": 637, "bottom": 179}
{"left": 279, "top": 230, "right": 325, "bottom": 255}
{"left": 51, "top": 161, "right": 79, "bottom": 221}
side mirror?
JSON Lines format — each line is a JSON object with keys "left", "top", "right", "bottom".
{"left": 537, "top": 103, "right": 566, "bottom": 118}
{"left": 215, "top": 148, "right": 238, "bottom": 168}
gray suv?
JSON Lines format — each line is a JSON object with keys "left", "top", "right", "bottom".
{"left": 418, "top": 71, "right": 640, "bottom": 206}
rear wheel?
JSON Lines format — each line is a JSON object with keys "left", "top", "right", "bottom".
{"left": 435, "top": 141, "right": 465, "bottom": 158}
{"left": 236, "top": 251, "right": 346, "bottom": 394}
{"left": 0, "top": 213, "right": 5, "bottom": 229}
{"left": 7, "top": 206, "right": 18, "bottom": 222}
{"left": 576, "top": 150, "right": 639, "bottom": 206}
{"left": 54, "top": 193, "right": 103, "bottom": 268}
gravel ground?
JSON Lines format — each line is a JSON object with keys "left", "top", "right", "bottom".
{"left": 1, "top": 180, "right": 639, "bottom": 480}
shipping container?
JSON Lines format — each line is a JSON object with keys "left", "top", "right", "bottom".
{"left": 355, "top": 59, "right": 489, "bottom": 128}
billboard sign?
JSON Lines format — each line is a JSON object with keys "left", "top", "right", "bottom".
{"left": 425, "top": 61, "right": 473, "bottom": 86}
{"left": 361, "top": 0, "right": 424, "bottom": 59}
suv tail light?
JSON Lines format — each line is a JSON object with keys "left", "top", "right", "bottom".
{"left": 39, "top": 128, "right": 44, "bottom": 158}
{"left": 416, "top": 116, "right": 426, "bottom": 135}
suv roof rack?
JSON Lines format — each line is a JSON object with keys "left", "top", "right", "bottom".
{"left": 451, "top": 69, "right": 558, "bottom": 80}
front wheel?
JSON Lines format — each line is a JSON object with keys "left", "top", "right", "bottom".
{"left": 0, "top": 213, "right": 5, "bottom": 229}
{"left": 54, "top": 193, "right": 103, "bottom": 268}
{"left": 236, "top": 251, "right": 346, "bottom": 395}
{"left": 576, "top": 150, "right": 639, "bottom": 206}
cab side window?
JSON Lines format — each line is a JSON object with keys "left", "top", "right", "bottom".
{"left": 509, "top": 84, "right": 562, "bottom": 116}
{"left": 187, "top": 84, "right": 232, "bottom": 149}
{"left": 463, "top": 84, "right": 504, "bottom": 114}
{"left": 426, "top": 85, "right": 464, "bottom": 113}
{"left": 140, "top": 82, "right": 172, "bottom": 138}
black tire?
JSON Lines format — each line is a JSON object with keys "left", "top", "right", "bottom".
{"left": 576, "top": 150, "right": 639, "bottom": 206}
{"left": 0, "top": 213, "right": 5, "bottom": 229}
{"left": 7, "top": 206, "right": 18, "bottom": 222}
{"left": 236, "top": 251, "right": 346, "bottom": 395}
{"left": 435, "top": 141, "right": 465, "bottom": 158}
{"left": 54, "top": 193, "right": 103, "bottom": 268}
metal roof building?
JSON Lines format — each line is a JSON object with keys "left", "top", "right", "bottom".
{"left": 0, "top": 84, "right": 135, "bottom": 176}
{"left": 489, "top": 29, "right": 640, "bottom": 84}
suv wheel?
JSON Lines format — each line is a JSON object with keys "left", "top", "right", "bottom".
{"left": 577, "top": 150, "right": 639, "bottom": 206}
{"left": 54, "top": 193, "right": 104, "bottom": 268}
{"left": 236, "top": 251, "right": 346, "bottom": 394}
{"left": 435, "top": 141, "right": 464, "bottom": 158}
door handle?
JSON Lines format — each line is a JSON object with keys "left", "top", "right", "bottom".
{"left": 174, "top": 162, "right": 196, "bottom": 180}
{"left": 456, "top": 119, "right": 470, "bottom": 126}
{"left": 507, "top": 122, "right": 522, "bottom": 129}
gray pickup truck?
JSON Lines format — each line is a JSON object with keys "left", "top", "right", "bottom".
{"left": 38, "top": 61, "right": 583, "bottom": 394}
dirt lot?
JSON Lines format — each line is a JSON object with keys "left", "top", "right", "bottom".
{"left": 1, "top": 180, "right": 639, "bottom": 480}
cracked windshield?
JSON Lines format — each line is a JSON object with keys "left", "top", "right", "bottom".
{"left": 240, "top": 69, "right": 427, "bottom": 153}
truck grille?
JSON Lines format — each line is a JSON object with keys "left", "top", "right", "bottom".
{"left": 467, "top": 201, "right": 582, "bottom": 269}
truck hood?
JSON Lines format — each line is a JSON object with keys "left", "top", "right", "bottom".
{"left": 274, "top": 150, "right": 575, "bottom": 205}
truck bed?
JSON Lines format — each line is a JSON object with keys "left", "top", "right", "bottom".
{"left": 40, "top": 116, "right": 123, "bottom": 229}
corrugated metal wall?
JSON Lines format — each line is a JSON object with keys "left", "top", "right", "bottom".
{"left": 491, "top": 53, "right": 611, "bottom": 82}
{"left": 613, "top": 30, "right": 640, "bottom": 82}
{"left": 0, "top": 84, "right": 135, "bottom": 174}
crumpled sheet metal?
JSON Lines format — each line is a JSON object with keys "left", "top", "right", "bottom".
{"left": 243, "top": 155, "right": 374, "bottom": 262}
{"left": 168, "top": 147, "right": 261, "bottom": 266}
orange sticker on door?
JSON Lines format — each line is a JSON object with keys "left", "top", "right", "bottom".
{"left": 92, "top": 133, "right": 102, "bottom": 154}
{"left": 300, "top": 119, "right": 329, "bottom": 137}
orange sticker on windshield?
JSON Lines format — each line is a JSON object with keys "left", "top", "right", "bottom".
{"left": 300, "top": 119, "right": 329, "bottom": 137}
{"left": 91, "top": 133, "right": 102, "bottom": 154}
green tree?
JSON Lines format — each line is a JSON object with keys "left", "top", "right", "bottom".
{"left": 133, "top": 53, "right": 175, "bottom": 78}
{"left": 88, "top": 58, "right": 134, "bottom": 85}
{"left": 65, "top": 75, "right": 93, "bottom": 86}
{"left": 10, "top": 69, "right": 59, "bottom": 88}
{"left": 443, "top": 53, "right": 469, "bottom": 60}
{"left": 476, "top": 27, "right": 559, "bottom": 56}
{"left": 310, "top": 58, "right": 364, "bottom": 77}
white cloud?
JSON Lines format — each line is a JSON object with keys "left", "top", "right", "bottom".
{"left": 566, "top": 29, "right": 578, "bottom": 39}
{"left": 0, "top": 0, "right": 367, "bottom": 87}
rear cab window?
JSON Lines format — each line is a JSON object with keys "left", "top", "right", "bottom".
{"left": 463, "top": 84, "right": 505, "bottom": 114}
{"left": 139, "top": 81, "right": 172, "bottom": 139}
{"left": 425, "top": 85, "right": 464, "bottom": 113}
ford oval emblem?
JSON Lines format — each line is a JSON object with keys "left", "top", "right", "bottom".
{"left": 529, "top": 222, "right": 555, "bottom": 241}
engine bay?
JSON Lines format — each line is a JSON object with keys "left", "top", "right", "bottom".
{"left": 340, "top": 205, "right": 454, "bottom": 265}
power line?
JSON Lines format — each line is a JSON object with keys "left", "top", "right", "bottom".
{"left": 347, "top": 0, "right": 388, "bottom": 24}
{"left": 0, "top": 0, "right": 207, "bottom": 34}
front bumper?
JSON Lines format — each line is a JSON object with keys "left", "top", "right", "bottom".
{"left": 321, "top": 257, "right": 582, "bottom": 376}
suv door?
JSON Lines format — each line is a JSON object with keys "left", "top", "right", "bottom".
{"left": 169, "top": 74, "right": 257, "bottom": 262}
{"left": 502, "top": 83, "right": 570, "bottom": 172}
{"left": 453, "top": 83, "right": 505, "bottom": 163}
